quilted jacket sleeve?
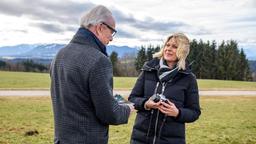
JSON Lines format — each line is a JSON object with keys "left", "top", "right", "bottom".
{"left": 175, "top": 74, "right": 201, "bottom": 123}
{"left": 128, "top": 71, "right": 148, "bottom": 111}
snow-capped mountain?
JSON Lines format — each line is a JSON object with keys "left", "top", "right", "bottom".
{"left": 0, "top": 44, "right": 138, "bottom": 59}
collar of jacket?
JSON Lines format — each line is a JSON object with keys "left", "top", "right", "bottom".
{"left": 70, "top": 27, "right": 108, "bottom": 56}
{"left": 141, "top": 58, "right": 192, "bottom": 75}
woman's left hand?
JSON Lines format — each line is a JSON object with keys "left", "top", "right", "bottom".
{"left": 158, "top": 100, "right": 179, "bottom": 117}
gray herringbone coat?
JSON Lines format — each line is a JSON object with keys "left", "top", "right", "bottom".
{"left": 50, "top": 28, "right": 130, "bottom": 144}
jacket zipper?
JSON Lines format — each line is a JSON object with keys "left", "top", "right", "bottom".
{"left": 153, "top": 110, "right": 160, "bottom": 144}
{"left": 152, "top": 83, "right": 166, "bottom": 144}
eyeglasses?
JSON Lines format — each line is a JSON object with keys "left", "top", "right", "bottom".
{"left": 102, "top": 22, "right": 117, "bottom": 37}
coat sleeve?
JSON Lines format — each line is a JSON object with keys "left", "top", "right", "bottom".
{"left": 128, "top": 71, "right": 148, "bottom": 111}
{"left": 175, "top": 74, "right": 201, "bottom": 123}
{"left": 88, "top": 56, "right": 130, "bottom": 125}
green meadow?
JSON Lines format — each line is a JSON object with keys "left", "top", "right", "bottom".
{"left": 0, "top": 70, "right": 256, "bottom": 143}
{"left": 0, "top": 71, "right": 256, "bottom": 90}
{"left": 0, "top": 96, "right": 255, "bottom": 144}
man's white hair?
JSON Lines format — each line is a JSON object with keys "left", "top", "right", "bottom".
{"left": 80, "top": 5, "right": 113, "bottom": 28}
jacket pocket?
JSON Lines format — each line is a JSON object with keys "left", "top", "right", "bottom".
{"left": 161, "top": 119, "right": 185, "bottom": 138}
{"left": 133, "top": 111, "right": 151, "bottom": 132}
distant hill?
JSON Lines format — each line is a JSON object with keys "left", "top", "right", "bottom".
{"left": 0, "top": 44, "right": 39, "bottom": 56}
{"left": 242, "top": 47, "right": 256, "bottom": 60}
{"left": 107, "top": 45, "right": 138, "bottom": 57}
{"left": 0, "top": 44, "right": 138, "bottom": 59}
{"left": 1, "top": 44, "right": 254, "bottom": 72}
{"left": 249, "top": 60, "right": 256, "bottom": 73}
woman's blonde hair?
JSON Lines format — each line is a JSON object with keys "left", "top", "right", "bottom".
{"left": 153, "top": 33, "right": 190, "bottom": 70}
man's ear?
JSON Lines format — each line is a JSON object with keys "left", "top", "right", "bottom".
{"left": 95, "top": 23, "right": 103, "bottom": 35}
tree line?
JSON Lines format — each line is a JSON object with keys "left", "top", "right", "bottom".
{"left": 188, "top": 40, "right": 252, "bottom": 81}
{"left": 0, "top": 59, "right": 48, "bottom": 72}
{"left": 0, "top": 39, "right": 254, "bottom": 81}
{"left": 110, "top": 40, "right": 253, "bottom": 81}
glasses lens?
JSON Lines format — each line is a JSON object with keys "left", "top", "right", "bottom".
{"left": 102, "top": 22, "right": 117, "bottom": 37}
{"left": 112, "top": 31, "right": 116, "bottom": 37}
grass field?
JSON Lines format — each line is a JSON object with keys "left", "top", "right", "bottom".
{"left": 0, "top": 96, "right": 255, "bottom": 144}
{"left": 0, "top": 71, "right": 50, "bottom": 89}
{"left": 0, "top": 71, "right": 256, "bottom": 90}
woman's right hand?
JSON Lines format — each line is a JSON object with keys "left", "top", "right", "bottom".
{"left": 144, "top": 99, "right": 161, "bottom": 110}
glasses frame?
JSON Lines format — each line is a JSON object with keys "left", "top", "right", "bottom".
{"left": 101, "top": 22, "right": 117, "bottom": 37}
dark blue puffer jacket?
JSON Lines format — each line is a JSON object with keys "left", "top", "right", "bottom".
{"left": 128, "top": 58, "right": 201, "bottom": 144}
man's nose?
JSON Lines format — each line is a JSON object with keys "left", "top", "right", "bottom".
{"left": 109, "top": 36, "right": 113, "bottom": 41}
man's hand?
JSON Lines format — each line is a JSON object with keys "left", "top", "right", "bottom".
{"left": 127, "top": 103, "right": 135, "bottom": 112}
{"left": 125, "top": 103, "right": 135, "bottom": 117}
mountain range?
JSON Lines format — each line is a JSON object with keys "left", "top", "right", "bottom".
{"left": 0, "top": 44, "right": 138, "bottom": 59}
{"left": 0, "top": 43, "right": 255, "bottom": 73}
{"left": 0, "top": 43, "right": 254, "bottom": 60}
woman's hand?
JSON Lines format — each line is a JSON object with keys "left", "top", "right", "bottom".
{"left": 144, "top": 99, "right": 161, "bottom": 110}
{"left": 158, "top": 100, "right": 179, "bottom": 117}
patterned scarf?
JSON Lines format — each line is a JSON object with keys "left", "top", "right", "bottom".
{"left": 158, "top": 58, "right": 179, "bottom": 83}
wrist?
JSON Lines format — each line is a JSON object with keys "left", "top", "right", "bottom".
{"left": 174, "top": 108, "right": 180, "bottom": 117}
{"left": 144, "top": 100, "right": 151, "bottom": 110}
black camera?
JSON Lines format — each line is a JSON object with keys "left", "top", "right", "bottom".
{"left": 150, "top": 94, "right": 168, "bottom": 103}
{"left": 114, "top": 94, "right": 133, "bottom": 105}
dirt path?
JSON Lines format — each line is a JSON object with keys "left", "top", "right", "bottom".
{"left": 0, "top": 90, "right": 256, "bottom": 96}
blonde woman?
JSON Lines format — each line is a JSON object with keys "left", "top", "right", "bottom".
{"left": 128, "top": 33, "right": 201, "bottom": 144}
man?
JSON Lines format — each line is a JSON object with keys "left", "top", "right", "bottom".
{"left": 50, "top": 5, "right": 133, "bottom": 144}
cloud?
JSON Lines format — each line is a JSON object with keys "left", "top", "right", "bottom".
{"left": 115, "top": 29, "right": 137, "bottom": 38}
{"left": 112, "top": 8, "right": 184, "bottom": 32}
{"left": 29, "top": 22, "right": 64, "bottom": 33}
{"left": 29, "top": 22, "right": 77, "bottom": 33}
{"left": 0, "top": 0, "right": 211, "bottom": 39}
{"left": 0, "top": 29, "right": 28, "bottom": 33}
{"left": 232, "top": 15, "right": 256, "bottom": 23}
{"left": 0, "top": 0, "right": 95, "bottom": 33}
{"left": 14, "top": 29, "right": 28, "bottom": 33}
{"left": 111, "top": 7, "right": 211, "bottom": 37}
{"left": 2, "top": 0, "right": 254, "bottom": 49}
{"left": 0, "top": 0, "right": 95, "bottom": 24}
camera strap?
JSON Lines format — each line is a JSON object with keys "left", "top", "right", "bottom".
{"left": 153, "top": 82, "right": 166, "bottom": 95}
{"left": 153, "top": 82, "right": 160, "bottom": 95}
{"left": 161, "top": 82, "right": 166, "bottom": 95}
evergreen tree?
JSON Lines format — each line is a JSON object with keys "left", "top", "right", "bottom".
{"left": 135, "top": 46, "right": 147, "bottom": 71}
{"left": 238, "top": 49, "right": 252, "bottom": 81}
{"left": 196, "top": 40, "right": 204, "bottom": 78}
{"left": 154, "top": 45, "right": 161, "bottom": 53}
{"left": 200, "top": 40, "right": 212, "bottom": 79}
{"left": 110, "top": 51, "right": 120, "bottom": 76}
{"left": 226, "top": 40, "right": 240, "bottom": 80}
{"left": 209, "top": 40, "right": 217, "bottom": 79}
{"left": 146, "top": 44, "right": 154, "bottom": 61}
{"left": 188, "top": 39, "right": 200, "bottom": 77}
{"left": 216, "top": 41, "right": 227, "bottom": 79}
{"left": 0, "top": 60, "right": 6, "bottom": 69}
{"left": 22, "top": 59, "right": 48, "bottom": 72}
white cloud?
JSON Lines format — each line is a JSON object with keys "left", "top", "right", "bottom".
{"left": 0, "top": 0, "right": 255, "bottom": 59}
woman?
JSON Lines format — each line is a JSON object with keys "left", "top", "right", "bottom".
{"left": 128, "top": 33, "right": 201, "bottom": 144}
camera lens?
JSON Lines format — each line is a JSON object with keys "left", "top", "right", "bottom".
{"left": 150, "top": 94, "right": 160, "bottom": 102}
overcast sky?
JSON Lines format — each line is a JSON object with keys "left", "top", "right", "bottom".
{"left": 0, "top": 0, "right": 255, "bottom": 58}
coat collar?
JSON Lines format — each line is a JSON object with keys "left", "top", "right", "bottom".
{"left": 70, "top": 27, "right": 108, "bottom": 56}
{"left": 142, "top": 58, "right": 192, "bottom": 74}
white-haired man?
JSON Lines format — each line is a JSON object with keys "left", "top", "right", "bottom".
{"left": 50, "top": 5, "right": 133, "bottom": 144}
